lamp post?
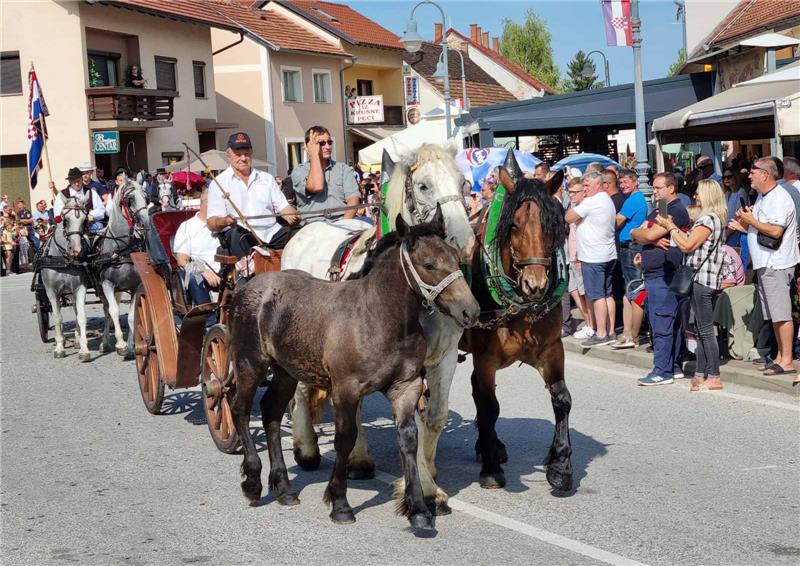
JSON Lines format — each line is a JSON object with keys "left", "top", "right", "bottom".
{"left": 433, "top": 47, "right": 469, "bottom": 112}
{"left": 631, "top": 0, "right": 651, "bottom": 198}
{"left": 401, "top": 1, "right": 452, "bottom": 138}
{"left": 582, "top": 50, "right": 611, "bottom": 87}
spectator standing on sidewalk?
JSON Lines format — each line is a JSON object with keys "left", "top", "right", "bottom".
{"left": 611, "top": 169, "right": 649, "bottom": 349}
{"left": 565, "top": 177, "right": 596, "bottom": 340}
{"left": 631, "top": 172, "right": 691, "bottom": 386}
{"left": 657, "top": 180, "right": 727, "bottom": 391}
{"left": 565, "top": 171, "right": 617, "bottom": 347}
{"left": 729, "top": 157, "right": 800, "bottom": 376}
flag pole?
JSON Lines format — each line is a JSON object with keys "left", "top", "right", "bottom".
{"left": 38, "top": 115, "right": 56, "bottom": 196}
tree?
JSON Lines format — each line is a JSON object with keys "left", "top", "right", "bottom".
{"left": 499, "top": 9, "right": 560, "bottom": 90}
{"left": 563, "top": 51, "right": 602, "bottom": 92}
{"left": 668, "top": 48, "right": 687, "bottom": 77}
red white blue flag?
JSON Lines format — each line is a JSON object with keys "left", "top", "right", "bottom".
{"left": 602, "top": 0, "right": 633, "bottom": 47}
{"left": 27, "top": 65, "right": 49, "bottom": 189}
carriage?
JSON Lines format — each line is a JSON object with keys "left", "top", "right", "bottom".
{"left": 130, "top": 209, "right": 281, "bottom": 453}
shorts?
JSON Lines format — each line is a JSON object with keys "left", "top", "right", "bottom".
{"left": 568, "top": 262, "right": 584, "bottom": 294}
{"left": 582, "top": 260, "right": 616, "bottom": 301}
{"left": 618, "top": 244, "right": 642, "bottom": 300}
{"left": 757, "top": 266, "right": 795, "bottom": 322}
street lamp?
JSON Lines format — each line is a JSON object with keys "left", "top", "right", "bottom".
{"left": 401, "top": 1, "right": 452, "bottom": 138}
{"left": 432, "top": 47, "right": 469, "bottom": 112}
{"left": 582, "top": 50, "right": 611, "bottom": 87}
{"left": 631, "top": 0, "right": 651, "bottom": 198}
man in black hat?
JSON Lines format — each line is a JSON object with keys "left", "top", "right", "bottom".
{"left": 49, "top": 167, "right": 106, "bottom": 234}
{"left": 207, "top": 131, "right": 298, "bottom": 257}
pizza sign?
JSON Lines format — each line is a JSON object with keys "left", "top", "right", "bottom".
{"left": 347, "top": 95, "right": 384, "bottom": 124}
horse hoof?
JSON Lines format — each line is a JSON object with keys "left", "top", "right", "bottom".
{"left": 330, "top": 509, "right": 356, "bottom": 524}
{"left": 98, "top": 343, "right": 111, "bottom": 353}
{"left": 435, "top": 500, "right": 452, "bottom": 516}
{"left": 53, "top": 351, "right": 66, "bottom": 359}
{"left": 347, "top": 462, "right": 375, "bottom": 481}
{"left": 479, "top": 471, "right": 506, "bottom": 490}
{"left": 277, "top": 492, "right": 300, "bottom": 506}
{"left": 546, "top": 465, "right": 573, "bottom": 492}
{"left": 78, "top": 352, "right": 92, "bottom": 363}
{"left": 294, "top": 449, "right": 321, "bottom": 471}
{"left": 241, "top": 480, "right": 262, "bottom": 503}
{"left": 409, "top": 512, "right": 435, "bottom": 531}
{"left": 116, "top": 347, "right": 128, "bottom": 357}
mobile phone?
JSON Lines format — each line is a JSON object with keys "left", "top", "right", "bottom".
{"left": 738, "top": 195, "right": 747, "bottom": 210}
{"left": 657, "top": 199, "right": 668, "bottom": 218}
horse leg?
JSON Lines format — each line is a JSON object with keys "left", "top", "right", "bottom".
{"left": 537, "top": 341, "right": 573, "bottom": 492}
{"left": 290, "top": 382, "right": 322, "bottom": 471}
{"left": 347, "top": 402, "right": 375, "bottom": 480}
{"left": 388, "top": 376, "right": 434, "bottom": 530}
{"left": 231, "top": 355, "right": 268, "bottom": 503}
{"left": 323, "top": 388, "right": 359, "bottom": 524}
{"left": 74, "top": 285, "right": 91, "bottom": 362}
{"left": 46, "top": 286, "right": 65, "bottom": 358}
{"left": 102, "top": 281, "right": 127, "bottom": 355}
{"left": 471, "top": 356, "right": 505, "bottom": 489}
{"left": 261, "top": 366, "right": 300, "bottom": 506}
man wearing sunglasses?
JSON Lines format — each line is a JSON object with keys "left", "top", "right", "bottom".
{"left": 291, "top": 125, "right": 360, "bottom": 222}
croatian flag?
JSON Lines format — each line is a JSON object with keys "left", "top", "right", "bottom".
{"left": 27, "top": 66, "right": 49, "bottom": 189}
{"left": 602, "top": 0, "right": 633, "bottom": 47}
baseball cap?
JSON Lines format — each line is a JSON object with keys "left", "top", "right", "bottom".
{"left": 227, "top": 132, "right": 252, "bottom": 150}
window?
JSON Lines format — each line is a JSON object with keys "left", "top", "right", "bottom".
{"left": 356, "top": 79, "right": 373, "bottom": 96}
{"left": 286, "top": 140, "right": 306, "bottom": 171}
{"left": 312, "top": 69, "right": 331, "bottom": 104}
{"left": 155, "top": 56, "right": 177, "bottom": 91}
{"left": 1, "top": 52, "right": 22, "bottom": 95}
{"left": 87, "top": 50, "right": 120, "bottom": 88}
{"left": 281, "top": 66, "right": 302, "bottom": 102}
{"left": 192, "top": 61, "right": 206, "bottom": 98}
{"left": 161, "top": 151, "right": 184, "bottom": 167}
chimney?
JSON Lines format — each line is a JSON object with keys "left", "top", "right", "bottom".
{"left": 469, "top": 24, "right": 479, "bottom": 43}
{"left": 434, "top": 22, "right": 442, "bottom": 44}
{"left": 492, "top": 37, "right": 500, "bottom": 53}
{"left": 482, "top": 31, "right": 489, "bottom": 48}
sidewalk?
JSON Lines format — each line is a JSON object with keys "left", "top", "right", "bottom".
{"left": 563, "top": 336, "right": 800, "bottom": 396}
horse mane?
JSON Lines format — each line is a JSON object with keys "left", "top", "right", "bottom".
{"left": 494, "top": 177, "right": 566, "bottom": 250}
{"left": 349, "top": 220, "right": 444, "bottom": 279}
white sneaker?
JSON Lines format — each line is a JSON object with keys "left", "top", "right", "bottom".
{"left": 572, "top": 326, "right": 595, "bottom": 340}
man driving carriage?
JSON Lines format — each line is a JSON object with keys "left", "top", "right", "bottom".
{"left": 206, "top": 131, "right": 298, "bottom": 258}
{"left": 49, "top": 167, "right": 106, "bottom": 236}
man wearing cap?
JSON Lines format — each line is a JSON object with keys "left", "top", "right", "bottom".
{"left": 207, "top": 131, "right": 298, "bottom": 257}
{"left": 291, "top": 125, "right": 359, "bottom": 222}
{"left": 49, "top": 167, "right": 106, "bottom": 235}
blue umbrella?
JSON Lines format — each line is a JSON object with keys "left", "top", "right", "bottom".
{"left": 552, "top": 153, "right": 620, "bottom": 174}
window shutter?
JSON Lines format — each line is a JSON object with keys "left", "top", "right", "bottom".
{"left": 1, "top": 52, "right": 22, "bottom": 95}
{"left": 155, "top": 57, "right": 176, "bottom": 91}
{"left": 193, "top": 61, "right": 205, "bottom": 98}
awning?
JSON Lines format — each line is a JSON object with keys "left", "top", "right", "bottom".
{"left": 651, "top": 79, "right": 799, "bottom": 143}
{"left": 348, "top": 126, "right": 399, "bottom": 143}
{"left": 357, "top": 120, "right": 458, "bottom": 165}
{"left": 196, "top": 118, "right": 239, "bottom": 131}
{"left": 686, "top": 32, "right": 800, "bottom": 65}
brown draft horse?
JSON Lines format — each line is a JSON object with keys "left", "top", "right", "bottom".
{"left": 460, "top": 157, "right": 573, "bottom": 492}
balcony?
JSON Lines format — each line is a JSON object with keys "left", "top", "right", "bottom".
{"left": 86, "top": 87, "right": 177, "bottom": 130}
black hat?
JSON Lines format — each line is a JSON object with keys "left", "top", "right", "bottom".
{"left": 156, "top": 167, "right": 166, "bottom": 174}
{"left": 114, "top": 166, "right": 130, "bottom": 179}
{"left": 227, "top": 131, "right": 252, "bottom": 150}
{"left": 66, "top": 167, "right": 82, "bottom": 181}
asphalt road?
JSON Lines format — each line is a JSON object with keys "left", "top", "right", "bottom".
{"left": 2, "top": 273, "right": 799, "bottom": 566}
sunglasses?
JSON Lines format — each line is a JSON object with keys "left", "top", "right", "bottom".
{"left": 567, "top": 190, "right": 583, "bottom": 195}
{"left": 722, "top": 174, "right": 734, "bottom": 179}
{"left": 318, "top": 140, "right": 334, "bottom": 146}
{"left": 750, "top": 166, "right": 766, "bottom": 174}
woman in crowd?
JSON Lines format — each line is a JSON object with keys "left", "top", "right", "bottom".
{"left": 656, "top": 180, "right": 727, "bottom": 392}
{"left": 127, "top": 64, "right": 145, "bottom": 88}
{"left": 1, "top": 217, "right": 17, "bottom": 275}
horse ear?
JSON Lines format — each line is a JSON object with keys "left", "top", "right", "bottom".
{"left": 381, "top": 149, "right": 395, "bottom": 182}
{"left": 544, "top": 169, "right": 564, "bottom": 196}
{"left": 432, "top": 203, "right": 445, "bottom": 237}
{"left": 503, "top": 149, "right": 524, "bottom": 182}
{"left": 80, "top": 192, "right": 91, "bottom": 206}
{"left": 395, "top": 213, "right": 408, "bottom": 238}
{"left": 498, "top": 167, "right": 517, "bottom": 195}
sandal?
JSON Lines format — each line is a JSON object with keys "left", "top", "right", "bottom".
{"left": 704, "top": 377, "right": 723, "bottom": 390}
{"left": 763, "top": 364, "right": 797, "bottom": 376}
{"left": 689, "top": 377, "right": 707, "bottom": 392}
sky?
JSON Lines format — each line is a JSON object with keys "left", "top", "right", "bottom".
{"left": 349, "top": 0, "right": 687, "bottom": 86}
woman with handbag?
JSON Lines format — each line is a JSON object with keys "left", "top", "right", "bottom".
{"left": 656, "top": 180, "right": 727, "bottom": 391}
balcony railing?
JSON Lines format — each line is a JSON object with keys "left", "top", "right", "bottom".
{"left": 86, "top": 87, "right": 177, "bottom": 122}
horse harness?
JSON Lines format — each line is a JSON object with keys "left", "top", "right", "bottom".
{"left": 402, "top": 163, "right": 468, "bottom": 224}
{"left": 399, "top": 243, "right": 465, "bottom": 315}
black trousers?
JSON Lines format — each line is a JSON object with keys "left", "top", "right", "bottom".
{"left": 223, "top": 225, "right": 298, "bottom": 259}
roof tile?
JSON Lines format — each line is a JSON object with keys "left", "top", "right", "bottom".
{"left": 285, "top": 1, "right": 403, "bottom": 50}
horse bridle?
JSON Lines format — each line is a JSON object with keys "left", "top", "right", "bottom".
{"left": 399, "top": 243, "right": 464, "bottom": 314}
{"left": 60, "top": 204, "right": 88, "bottom": 239}
{"left": 403, "top": 165, "right": 467, "bottom": 224}
{"left": 120, "top": 184, "right": 148, "bottom": 229}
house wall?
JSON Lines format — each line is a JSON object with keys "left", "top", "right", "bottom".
{"left": 343, "top": 66, "right": 404, "bottom": 106}
{"left": 685, "top": 0, "right": 739, "bottom": 55}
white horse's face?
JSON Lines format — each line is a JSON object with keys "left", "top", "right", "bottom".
{"left": 407, "top": 157, "right": 476, "bottom": 264}
{"left": 121, "top": 183, "right": 151, "bottom": 235}
{"left": 62, "top": 197, "right": 88, "bottom": 258}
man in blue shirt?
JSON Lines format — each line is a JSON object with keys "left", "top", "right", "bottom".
{"left": 611, "top": 169, "right": 649, "bottom": 349}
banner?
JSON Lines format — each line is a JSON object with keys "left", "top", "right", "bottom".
{"left": 455, "top": 148, "right": 542, "bottom": 193}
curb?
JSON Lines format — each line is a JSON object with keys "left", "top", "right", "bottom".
{"left": 563, "top": 337, "right": 800, "bottom": 396}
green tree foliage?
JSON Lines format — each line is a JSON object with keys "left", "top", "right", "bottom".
{"left": 499, "top": 9, "right": 560, "bottom": 90}
{"left": 668, "top": 48, "right": 687, "bottom": 77}
{"left": 564, "top": 50, "right": 602, "bottom": 91}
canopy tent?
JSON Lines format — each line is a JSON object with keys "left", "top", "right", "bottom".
{"left": 552, "top": 153, "right": 620, "bottom": 173}
{"left": 165, "top": 149, "right": 272, "bottom": 173}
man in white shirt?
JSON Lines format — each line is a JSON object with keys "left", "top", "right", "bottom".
{"left": 49, "top": 167, "right": 106, "bottom": 234}
{"left": 730, "top": 157, "right": 800, "bottom": 376}
{"left": 174, "top": 187, "right": 220, "bottom": 306}
{"left": 565, "top": 171, "right": 618, "bottom": 347}
{"left": 207, "top": 132, "right": 298, "bottom": 257}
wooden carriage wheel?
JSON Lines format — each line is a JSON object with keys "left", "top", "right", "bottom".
{"left": 201, "top": 324, "right": 240, "bottom": 454}
{"left": 132, "top": 288, "right": 164, "bottom": 414}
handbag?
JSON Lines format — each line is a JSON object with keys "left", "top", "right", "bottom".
{"left": 669, "top": 215, "right": 722, "bottom": 297}
{"left": 756, "top": 231, "right": 782, "bottom": 250}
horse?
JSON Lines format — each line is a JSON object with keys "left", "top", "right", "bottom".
{"left": 459, "top": 153, "right": 573, "bottom": 492}
{"left": 92, "top": 179, "right": 150, "bottom": 356}
{"left": 228, "top": 210, "right": 480, "bottom": 528}
{"left": 38, "top": 194, "right": 92, "bottom": 361}
{"left": 280, "top": 144, "right": 476, "bottom": 514}
{"left": 156, "top": 175, "right": 179, "bottom": 209}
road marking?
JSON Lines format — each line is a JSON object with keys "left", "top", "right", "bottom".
{"left": 567, "top": 358, "right": 800, "bottom": 412}
{"left": 739, "top": 465, "right": 779, "bottom": 472}
{"left": 251, "top": 421, "right": 647, "bottom": 566}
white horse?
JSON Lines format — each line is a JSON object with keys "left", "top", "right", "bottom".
{"left": 280, "top": 144, "right": 475, "bottom": 514}
{"left": 39, "top": 194, "right": 92, "bottom": 361}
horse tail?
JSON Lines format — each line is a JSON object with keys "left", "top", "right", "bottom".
{"left": 308, "top": 387, "right": 329, "bottom": 424}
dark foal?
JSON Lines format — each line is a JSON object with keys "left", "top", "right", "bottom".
{"left": 228, "top": 209, "right": 479, "bottom": 528}
{"left": 460, "top": 166, "right": 573, "bottom": 492}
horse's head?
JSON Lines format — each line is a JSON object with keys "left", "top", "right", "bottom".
{"left": 61, "top": 195, "right": 89, "bottom": 259}
{"left": 396, "top": 207, "right": 479, "bottom": 327}
{"left": 390, "top": 144, "right": 475, "bottom": 264}
{"left": 495, "top": 162, "right": 565, "bottom": 302}
{"left": 119, "top": 180, "right": 151, "bottom": 235}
